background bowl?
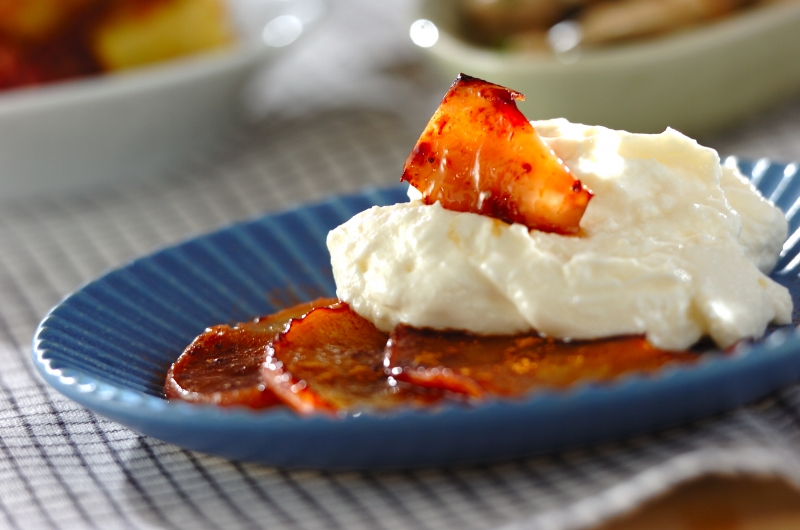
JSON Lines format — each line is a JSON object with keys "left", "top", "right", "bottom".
{"left": 414, "top": 0, "right": 800, "bottom": 137}
{"left": 0, "top": 0, "right": 325, "bottom": 200}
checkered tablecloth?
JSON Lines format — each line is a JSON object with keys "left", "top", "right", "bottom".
{"left": 3, "top": 2, "right": 800, "bottom": 529}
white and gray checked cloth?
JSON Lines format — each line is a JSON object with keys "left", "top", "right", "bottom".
{"left": 3, "top": 1, "right": 800, "bottom": 529}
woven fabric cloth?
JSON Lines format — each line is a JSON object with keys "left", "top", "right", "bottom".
{"left": 3, "top": 1, "right": 800, "bottom": 529}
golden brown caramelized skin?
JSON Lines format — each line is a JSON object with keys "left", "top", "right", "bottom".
{"left": 401, "top": 74, "right": 592, "bottom": 234}
{"left": 164, "top": 298, "right": 336, "bottom": 409}
{"left": 385, "top": 325, "right": 699, "bottom": 399}
{"left": 263, "top": 302, "right": 443, "bottom": 416}
{"left": 166, "top": 301, "right": 699, "bottom": 415}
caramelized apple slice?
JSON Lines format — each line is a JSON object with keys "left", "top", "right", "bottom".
{"left": 386, "top": 325, "right": 698, "bottom": 399}
{"left": 263, "top": 303, "right": 443, "bottom": 415}
{"left": 401, "top": 74, "right": 592, "bottom": 234}
{"left": 164, "top": 298, "right": 336, "bottom": 408}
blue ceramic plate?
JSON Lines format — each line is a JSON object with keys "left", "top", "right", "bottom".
{"left": 33, "top": 159, "right": 800, "bottom": 469}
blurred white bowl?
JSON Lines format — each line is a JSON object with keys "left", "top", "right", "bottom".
{"left": 413, "top": 0, "right": 800, "bottom": 137}
{"left": 0, "top": 0, "right": 325, "bottom": 199}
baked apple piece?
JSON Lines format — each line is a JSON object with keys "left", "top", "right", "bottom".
{"left": 401, "top": 74, "right": 592, "bottom": 234}
{"left": 386, "top": 325, "right": 699, "bottom": 399}
{"left": 92, "top": 0, "right": 233, "bottom": 71}
{"left": 165, "top": 298, "right": 336, "bottom": 408}
{"left": 263, "top": 303, "right": 444, "bottom": 415}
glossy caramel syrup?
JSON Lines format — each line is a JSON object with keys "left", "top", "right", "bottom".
{"left": 166, "top": 301, "right": 699, "bottom": 415}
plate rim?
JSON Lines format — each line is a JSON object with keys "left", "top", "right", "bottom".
{"left": 30, "top": 159, "right": 800, "bottom": 466}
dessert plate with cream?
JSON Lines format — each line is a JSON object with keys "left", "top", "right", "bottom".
{"left": 32, "top": 153, "right": 800, "bottom": 469}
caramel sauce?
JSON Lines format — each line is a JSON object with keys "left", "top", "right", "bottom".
{"left": 164, "top": 298, "right": 336, "bottom": 408}
{"left": 263, "top": 303, "right": 444, "bottom": 415}
{"left": 387, "top": 325, "right": 698, "bottom": 399}
{"left": 165, "top": 300, "right": 699, "bottom": 415}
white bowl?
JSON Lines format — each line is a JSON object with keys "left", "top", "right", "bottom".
{"left": 414, "top": 0, "right": 800, "bottom": 137}
{"left": 0, "top": 0, "right": 325, "bottom": 199}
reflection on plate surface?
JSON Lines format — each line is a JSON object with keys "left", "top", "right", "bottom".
{"left": 33, "top": 159, "right": 800, "bottom": 469}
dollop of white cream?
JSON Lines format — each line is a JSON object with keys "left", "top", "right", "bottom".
{"left": 327, "top": 120, "right": 792, "bottom": 350}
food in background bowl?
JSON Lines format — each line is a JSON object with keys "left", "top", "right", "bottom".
{"left": 456, "top": 0, "right": 794, "bottom": 53}
{"left": 0, "top": 0, "right": 233, "bottom": 90}
{"left": 413, "top": 0, "right": 800, "bottom": 135}
{"left": 0, "top": 0, "right": 323, "bottom": 198}
{"left": 165, "top": 75, "right": 792, "bottom": 417}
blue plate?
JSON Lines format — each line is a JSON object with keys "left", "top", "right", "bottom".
{"left": 33, "top": 159, "right": 800, "bottom": 469}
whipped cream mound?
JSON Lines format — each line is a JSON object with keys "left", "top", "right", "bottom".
{"left": 327, "top": 120, "right": 793, "bottom": 350}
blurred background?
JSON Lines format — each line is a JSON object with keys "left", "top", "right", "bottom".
{"left": 0, "top": 0, "right": 799, "bottom": 199}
